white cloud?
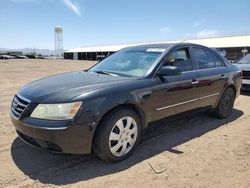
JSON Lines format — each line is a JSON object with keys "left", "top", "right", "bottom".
{"left": 160, "top": 26, "right": 171, "bottom": 33}
{"left": 186, "top": 29, "right": 218, "bottom": 39}
{"left": 62, "top": 0, "right": 81, "bottom": 17}
{"left": 195, "top": 29, "right": 218, "bottom": 38}
{"left": 192, "top": 18, "right": 206, "bottom": 29}
{"left": 10, "top": 0, "right": 82, "bottom": 17}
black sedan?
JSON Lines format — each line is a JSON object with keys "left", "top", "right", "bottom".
{"left": 10, "top": 43, "right": 241, "bottom": 162}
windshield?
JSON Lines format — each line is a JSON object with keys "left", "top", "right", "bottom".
{"left": 237, "top": 54, "right": 250, "bottom": 64}
{"left": 90, "top": 48, "right": 164, "bottom": 77}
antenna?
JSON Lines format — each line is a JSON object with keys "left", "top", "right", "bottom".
{"left": 54, "top": 26, "right": 63, "bottom": 57}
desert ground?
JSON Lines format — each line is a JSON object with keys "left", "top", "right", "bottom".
{"left": 0, "top": 59, "right": 250, "bottom": 188}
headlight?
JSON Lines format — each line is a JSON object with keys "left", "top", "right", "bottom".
{"left": 30, "top": 102, "right": 82, "bottom": 120}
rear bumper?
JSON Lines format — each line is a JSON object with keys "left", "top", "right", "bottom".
{"left": 11, "top": 115, "right": 94, "bottom": 154}
{"left": 241, "top": 79, "right": 250, "bottom": 91}
{"left": 241, "top": 84, "right": 250, "bottom": 91}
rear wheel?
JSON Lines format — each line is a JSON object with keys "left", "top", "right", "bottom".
{"left": 211, "top": 87, "right": 235, "bottom": 119}
{"left": 93, "top": 108, "right": 141, "bottom": 162}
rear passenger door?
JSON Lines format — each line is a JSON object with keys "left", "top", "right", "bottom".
{"left": 191, "top": 47, "right": 228, "bottom": 108}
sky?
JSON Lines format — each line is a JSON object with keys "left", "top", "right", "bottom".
{"left": 0, "top": 0, "right": 250, "bottom": 50}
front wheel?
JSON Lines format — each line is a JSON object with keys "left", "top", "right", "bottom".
{"left": 211, "top": 87, "right": 235, "bottom": 119}
{"left": 93, "top": 108, "right": 141, "bottom": 162}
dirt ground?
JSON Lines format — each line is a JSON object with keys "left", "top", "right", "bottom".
{"left": 0, "top": 59, "right": 250, "bottom": 188}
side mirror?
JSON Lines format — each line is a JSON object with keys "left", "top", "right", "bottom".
{"left": 158, "top": 66, "right": 181, "bottom": 77}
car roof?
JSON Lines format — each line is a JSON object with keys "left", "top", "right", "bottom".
{"left": 123, "top": 42, "right": 208, "bottom": 51}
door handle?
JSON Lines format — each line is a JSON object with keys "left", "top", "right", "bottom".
{"left": 191, "top": 80, "right": 199, "bottom": 85}
{"left": 221, "top": 74, "right": 226, "bottom": 79}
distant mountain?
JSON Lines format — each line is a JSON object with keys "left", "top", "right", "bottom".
{"left": 0, "top": 48, "right": 56, "bottom": 56}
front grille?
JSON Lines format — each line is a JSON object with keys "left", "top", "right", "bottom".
{"left": 11, "top": 94, "right": 30, "bottom": 119}
{"left": 242, "top": 70, "right": 250, "bottom": 79}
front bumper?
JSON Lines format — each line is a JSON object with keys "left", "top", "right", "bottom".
{"left": 11, "top": 115, "right": 94, "bottom": 154}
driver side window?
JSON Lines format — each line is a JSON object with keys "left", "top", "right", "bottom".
{"left": 165, "top": 48, "right": 193, "bottom": 72}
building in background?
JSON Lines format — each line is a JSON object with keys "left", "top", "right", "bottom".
{"left": 55, "top": 26, "right": 63, "bottom": 57}
{"left": 0, "top": 51, "right": 22, "bottom": 56}
{"left": 64, "top": 34, "right": 250, "bottom": 62}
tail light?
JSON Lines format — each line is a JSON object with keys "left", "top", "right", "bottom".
{"left": 240, "top": 70, "right": 243, "bottom": 79}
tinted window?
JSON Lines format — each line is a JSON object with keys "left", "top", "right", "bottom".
{"left": 171, "top": 49, "right": 189, "bottom": 60}
{"left": 213, "top": 53, "right": 225, "bottom": 67}
{"left": 193, "top": 48, "right": 216, "bottom": 69}
{"left": 166, "top": 48, "right": 193, "bottom": 72}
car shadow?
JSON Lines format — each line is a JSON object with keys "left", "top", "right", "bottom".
{"left": 11, "top": 109, "right": 243, "bottom": 185}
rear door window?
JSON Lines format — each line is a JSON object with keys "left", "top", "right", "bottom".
{"left": 213, "top": 53, "right": 225, "bottom": 67}
{"left": 193, "top": 48, "right": 216, "bottom": 69}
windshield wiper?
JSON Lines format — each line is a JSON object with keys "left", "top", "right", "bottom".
{"left": 93, "top": 70, "right": 118, "bottom": 76}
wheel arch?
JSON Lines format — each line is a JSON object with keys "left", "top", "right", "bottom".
{"left": 214, "top": 84, "right": 237, "bottom": 109}
{"left": 91, "top": 102, "right": 147, "bottom": 152}
{"left": 227, "top": 84, "right": 236, "bottom": 97}
{"left": 97, "top": 102, "right": 147, "bottom": 129}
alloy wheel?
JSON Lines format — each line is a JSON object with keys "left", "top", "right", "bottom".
{"left": 108, "top": 116, "right": 138, "bottom": 157}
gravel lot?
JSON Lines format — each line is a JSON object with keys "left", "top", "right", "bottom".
{"left": 0, "top": 59, "right": 250, "bottom": 188}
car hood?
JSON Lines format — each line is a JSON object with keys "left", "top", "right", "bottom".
{"left": 234, "top": 63, "right": 250, "bottom": 71}
{"left": 18, "top": 71, "right": 134, "bottom": 103}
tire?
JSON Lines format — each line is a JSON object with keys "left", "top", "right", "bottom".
{"left": 211, "top": 87, "right": 235, "bottom": 119}
{"left": 93, "top": 108, "right": 142, "bottom": 162}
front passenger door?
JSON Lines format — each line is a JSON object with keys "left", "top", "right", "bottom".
{"left": 152, "top": 47, "right": 200, "bottom": 121}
